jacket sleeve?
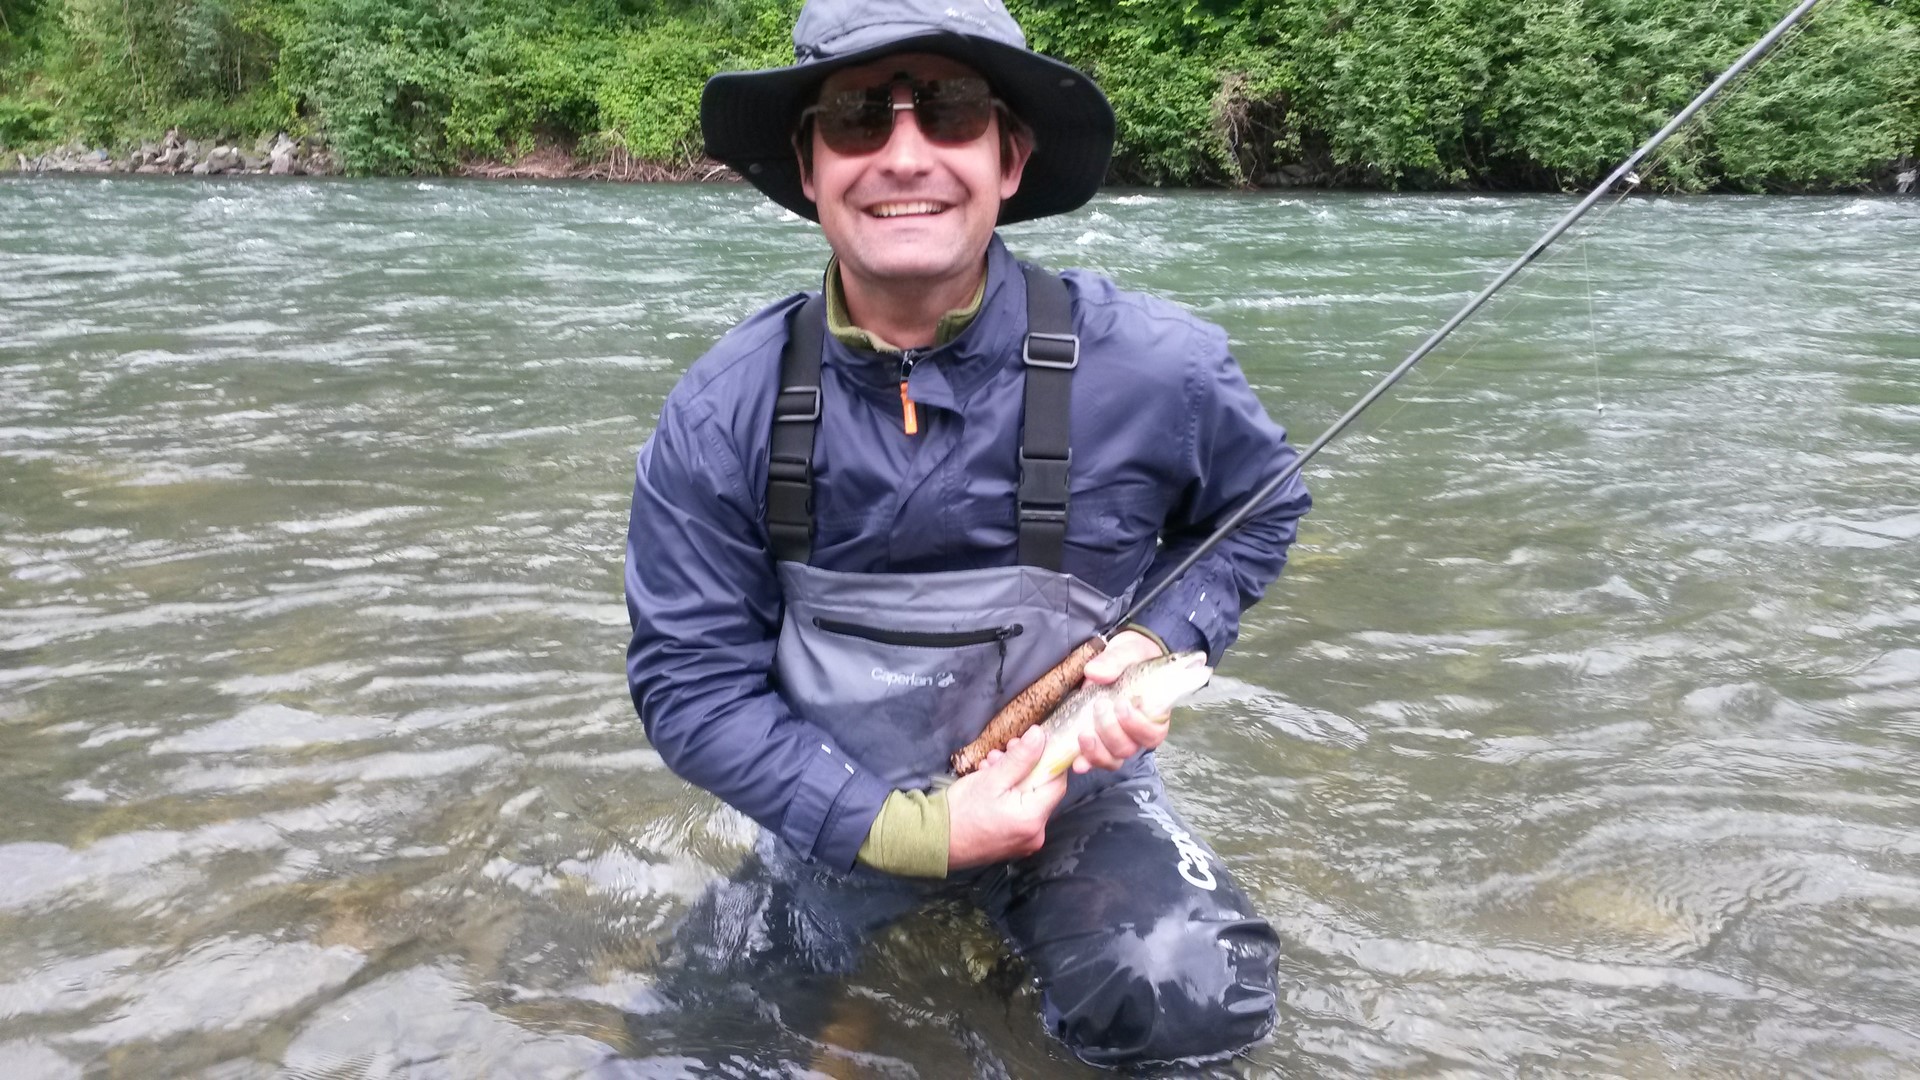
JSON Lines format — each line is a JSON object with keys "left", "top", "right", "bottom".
{"left": 1129, "top": 331, "right": 1311, "bottom": 663}
{"left": 624, "top": 392, "right": 891, "bottom": 870}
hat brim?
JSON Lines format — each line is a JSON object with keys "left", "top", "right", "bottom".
{"left": 701, "top": 32, "right": 1114, "bottom": 226}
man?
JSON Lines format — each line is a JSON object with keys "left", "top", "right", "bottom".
{"left": 624, "top": 0, "right": 1310, "bottom": 1066}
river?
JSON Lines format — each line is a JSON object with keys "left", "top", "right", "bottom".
{"left": 1, "top": 177, "right": 1916, "bottom": 1077}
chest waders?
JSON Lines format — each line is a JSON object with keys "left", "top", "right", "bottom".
{"left": 670, "top": 264, "right": 1279, "bottom": 1068}
{"left": 766, "top": 264, "right": 1144, "bottom": 803}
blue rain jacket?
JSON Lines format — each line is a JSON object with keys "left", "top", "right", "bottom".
{"left": 625, "top": 235, "right": 1310, "bottom": 871}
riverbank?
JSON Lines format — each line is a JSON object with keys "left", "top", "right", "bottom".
{"left": 12, "top": 133, "right": 1914, "bottom": 193}
{"left": 11, "top": 130, "right": 340, "bottom": 178}
{"left": 5, "top": 133, "right": 742, "bottom": 183}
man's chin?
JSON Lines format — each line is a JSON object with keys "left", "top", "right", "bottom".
{"left": 832, "top": 218, "right": 993, "bottom": 283}
{"left": 842, "top": 248, "right": 982, "bottom": 287}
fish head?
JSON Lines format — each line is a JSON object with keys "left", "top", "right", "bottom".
{"left": 1126, "top": 650, "right": 1213, "bottom": 719}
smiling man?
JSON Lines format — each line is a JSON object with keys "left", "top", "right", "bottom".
{"left": 624, "top": 0, "right": 1311, "bottom": 1067}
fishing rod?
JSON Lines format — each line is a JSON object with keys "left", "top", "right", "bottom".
{"left": 953, "top": 0, "right": 1824, "bottom": 774}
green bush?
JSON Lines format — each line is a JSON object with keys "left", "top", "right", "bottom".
{"left": 589, "top": 2, "right": 792, "bottom": 161}
{"left": 0, "top": 96, "right": 52, "bottom": 144}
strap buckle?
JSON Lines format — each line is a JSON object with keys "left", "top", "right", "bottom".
{"left": 1017, "top": 449, "right": 1071, "bottom": 516}
{"left": 774, "top": 386, "right": 821, "bottom": 422}
{"left": 768, "top": 455, "right": 810, "bottom": 484}
{"left": 1023, "top": 332, "right": 1080, "bottom": 370}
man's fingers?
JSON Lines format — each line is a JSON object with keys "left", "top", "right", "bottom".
{"left": 1084, "top": 630, "right": 1166, "bottom": 684}
{"left": 983, "top": 726, "right": 1047, "bottom": 788}
{"left": 1080, "top": 712, "right": 1137, "bottom": 768}
{"left": 1036, "top": 769, "right": 1068, "bottom": 801}
{"left": 1068, "top": 692, "right": 1176, "bottom": 774}
{"left": 1025, "top": 762, "right": 1069, "bottom": 813}
{"left": 1117, "top": 702, "right": 1171, "bottom": 750}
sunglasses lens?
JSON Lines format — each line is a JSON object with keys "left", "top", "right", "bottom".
{"left": 917, "top": 80, "right": 994, "bottom": 144}
{"left": 811, "top": 78, "right": 995, "bottom": 154}
{"left": 816, "top": 94, "right": 894, "bottom": 154}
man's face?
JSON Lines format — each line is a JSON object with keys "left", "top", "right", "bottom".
{"left": 799, "top": 53, "right": 1029, "bottom": 291}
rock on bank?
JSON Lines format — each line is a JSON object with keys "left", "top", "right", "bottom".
{"left": 8, "top": 130, "right": 340, "bottom": 178}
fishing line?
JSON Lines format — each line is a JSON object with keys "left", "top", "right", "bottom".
{"left": 1363, "top": 175, "right": 1645, "bottom": 436}
{"left": 1584, "top": 236, "right": 1606, "bottom": 415}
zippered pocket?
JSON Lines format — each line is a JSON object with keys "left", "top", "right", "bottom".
{"left": 813, "top": 618, "right": 1024, "bottom": 693}
{"left": 812, "top": 618, "right": 1024, "bottom": 650}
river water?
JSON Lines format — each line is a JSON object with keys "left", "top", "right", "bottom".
{"left": 1, "top": 177, "right": 1915, "bottom": 1078}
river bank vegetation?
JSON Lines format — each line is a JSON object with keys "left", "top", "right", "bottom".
{"left": 2, "top": 0, "right": 1915, "bottom": 190}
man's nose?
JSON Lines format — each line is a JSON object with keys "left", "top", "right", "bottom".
{"left": 874, "top": 86, "right": 934, "bottom": 171}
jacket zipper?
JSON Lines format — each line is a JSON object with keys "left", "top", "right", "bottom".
{"left": 813, "top": 618, "right": 1025, "bottom": 694}
{"left": 898, "top": 351, "right": 920, "bottom": 436}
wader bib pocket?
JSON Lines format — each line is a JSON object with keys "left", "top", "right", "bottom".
{"left": 785, "top": 615, "right": 1026, "bottom": 785}
{"left": 812, "top": 619, "right": 1024, "bottom": 693}
{"left": 774, "top": 563, "right": 1129, "bottom": 793}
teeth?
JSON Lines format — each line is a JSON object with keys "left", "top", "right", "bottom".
{"left": 871, "top": 202, "right": 945, "bottom": 218}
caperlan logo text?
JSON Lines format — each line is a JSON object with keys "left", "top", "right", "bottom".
{"left": 872, "top": 668, "right": 957, "bottom": 689}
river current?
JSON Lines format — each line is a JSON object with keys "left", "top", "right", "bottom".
{"left": 1, "top": 178, "right": 1916, "bottom": 1077}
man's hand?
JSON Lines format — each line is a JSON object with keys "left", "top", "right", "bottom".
{"left": 1071, "top": 629, "right": 1173, "bottom": 774}
{"left": 947, "top": 726, "right": 1067, "bottom": 870}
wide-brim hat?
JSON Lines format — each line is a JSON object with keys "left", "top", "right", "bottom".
{"left": 701, "top": 0, "right": 1115, "bottom": 226}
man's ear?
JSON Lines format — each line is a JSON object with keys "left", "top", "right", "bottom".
{"left": 795, "top": 130, "right": 816, "bottom": 202}
{"left": 998, "top": 120, "right": 1033, "bottom": 200}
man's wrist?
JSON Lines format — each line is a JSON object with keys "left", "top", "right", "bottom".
{"left": 1120, "top": 623, "right": 1170, "bottom": 655}
{"left": 855, "top": 789, "right": 951, "bottom": 878}
{"left": 1126, "top": 615, "right": 1206, "bottom": 657}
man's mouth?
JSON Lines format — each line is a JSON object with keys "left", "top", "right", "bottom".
{"left": 866, "top": 201, "right": 949, "bottom": 219}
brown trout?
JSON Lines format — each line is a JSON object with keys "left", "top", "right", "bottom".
{"left": 1021, "top": 651, "right": 1212, "bottom": 790}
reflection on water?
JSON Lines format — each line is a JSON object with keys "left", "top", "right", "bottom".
{"left": 1, "top": 177, "right": 1917, "bottom": 1076}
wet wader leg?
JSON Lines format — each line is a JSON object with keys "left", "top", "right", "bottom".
{"left": 657, "top": 834, "right": 934, "bottom": 1039}
{"left": 973, "top": 771, "right": 1280, "bottom": 1067}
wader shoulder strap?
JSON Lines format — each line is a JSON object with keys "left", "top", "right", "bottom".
{"left": 768, "top": 294, "right": 825, "bottom": 565}
{"left": 763, "top": 269, "right": 1078, "bottom": 570}
{"left": 1017, "top": 264, "right": 1078, "bottom": 571}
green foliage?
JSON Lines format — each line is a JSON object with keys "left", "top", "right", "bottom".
{"left": 1010, "top": 0, "right": 1246, "bottom": 182}
{"left": 1707, "top": 2, "right": 1920, "bottom": 188}
{"left": 0, "top": 95, "right": 54, "bottom": 143}
{"left": 1483, "top": 0, "right": 1920, "bottom": 191}
{"left": 271, "top": 0, "right": 794, "bottom": 172}
{"left": 0, "top": 0, "right": 1914, "bottom": 186}
{"left": 1287, "top": 0, "right": 1507, "bottom": 185}
{"left": 0, "top": 0, "right": 286, "bottom": 146}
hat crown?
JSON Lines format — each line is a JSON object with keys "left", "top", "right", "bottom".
{"left": 793, "top": 0, "right": 1028, "bottom": 62}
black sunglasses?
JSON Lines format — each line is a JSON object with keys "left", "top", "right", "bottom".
{"left": 798, "top": 75, "right": 1005, "bottom": 156}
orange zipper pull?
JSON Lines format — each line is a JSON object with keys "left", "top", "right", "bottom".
{"left": 898, "top": 354, "right": 920, "bottom": 436}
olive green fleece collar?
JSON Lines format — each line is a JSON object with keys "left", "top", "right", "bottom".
{"left": 824, "top": 258, "right": 987, "bottom": 354}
